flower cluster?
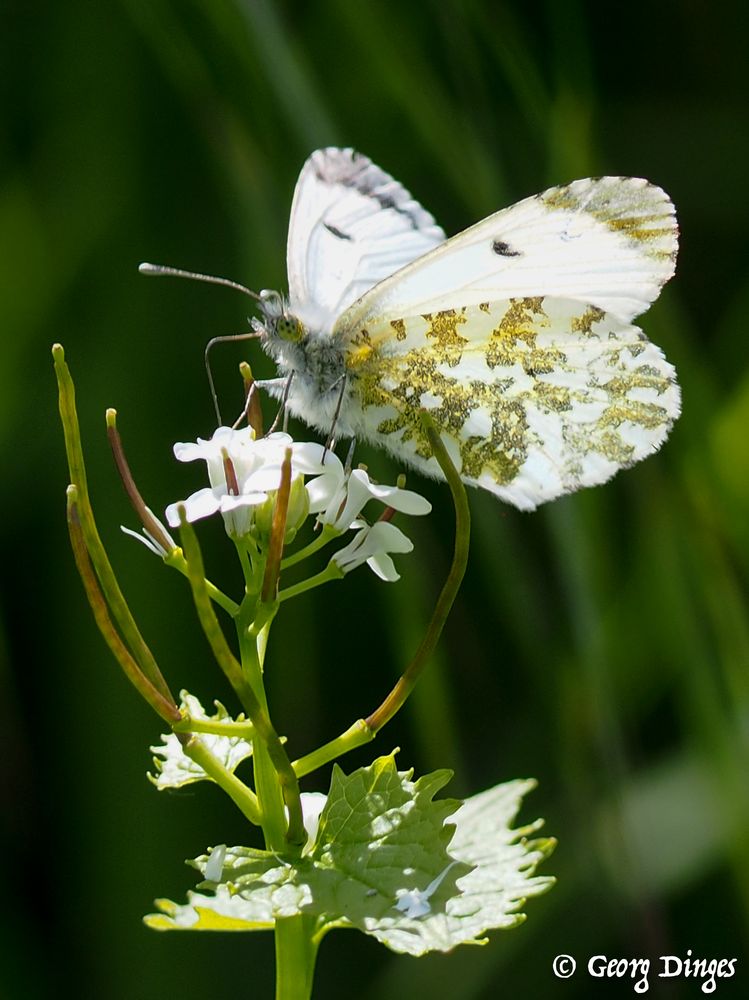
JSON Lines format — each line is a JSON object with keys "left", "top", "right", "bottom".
{"left": 164, "top": 428, "right": 326, "bottom": 541}
{"left": 158, "top": 426, "right": 431, "bottom": 581}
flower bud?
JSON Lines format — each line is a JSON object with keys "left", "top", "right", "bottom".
{"left": 252, "top": 474, "right": 310, "bottom": 545}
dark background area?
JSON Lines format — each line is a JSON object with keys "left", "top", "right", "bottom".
{"left": 2, "top": 1, "right": 748, "bottom": 997}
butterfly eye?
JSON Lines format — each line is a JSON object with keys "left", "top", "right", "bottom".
{"left": 276, "top": 315, "right": 304, "bottom": 343}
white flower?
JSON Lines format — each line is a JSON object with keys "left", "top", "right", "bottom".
{"left": 331, "top": 520, "right": 415, "bottom": 582}
{"left": 165, "top": 427, "right": 331, "bottom": 540}
{"left": 308, "top": 459, "right": 431, "bottom": 532}
{"left": 162, "top": 427, "right": 431, "bottom": 577}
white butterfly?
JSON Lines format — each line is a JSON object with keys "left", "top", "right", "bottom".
{"left": 256, "top": 147, "right": 680, "bottom": 511}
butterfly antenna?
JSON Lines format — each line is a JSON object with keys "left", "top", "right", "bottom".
{"left": 139, "top": 263, "right": 267, "bottom": 422}
{"left": 138, "top": 262, "right": 264, "bottom": 303}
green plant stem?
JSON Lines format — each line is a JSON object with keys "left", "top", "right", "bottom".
{"left": 180, "top": 517, "right": 302, "bottom": 843}
{"left": 365, "top": 413, "right": 470, "bottom": 731}
{"left": 237, "top": 542, "right": 256, "bottom": 592}
{"left": 181, "top": 735, "right": 260, "bottom": 825}
{"left": 54, "top": 344, "right": 176, "bottom": 705}
{"left": 274, "top": 915, "right": 319, "bottom": 1000}
{"left": 67, "top": 488, "right": 180, "bottom": 724}
{"left": 179, "top": 515, "right": 260, "bottom": 711}
{"left": 180, "top": 524, "right": 304, "bottom": 844}
{"left": 165, "top": 550, "right": 239, "bottom": 615}
{"left": 173, "top": 717, "right": 255, "bottom": 738}
{"left": 236, "top": 611, "right": 306, "bottom": 849}
{"left": 290, "top": 412, "right": 470, "bottom": 776}
{"left": 292, "top": 721, "right": 372, "bottom": 778}
{"left": 239, "top": 623, "right": 288, "bottom": 850}
{"left": 180, "top": 524, "right": 307, "bottom": 850}
{"left": 281, "top": 525, "right": 339, "bottom": 569}
{"left": 255, "top": 737, "right": 289, "bottom": 848}
{"left": 278, "top": 564, "right": 342, "bottom": 602}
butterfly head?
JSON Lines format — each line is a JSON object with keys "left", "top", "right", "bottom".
{"left": 255, "top": 289, "right": 304, "bottom": 344}
{"left": 274, "top": 315, "right": 305, "bottom": 344}
{"left": 254, "top": 289, "right": 349, "bottom": 421}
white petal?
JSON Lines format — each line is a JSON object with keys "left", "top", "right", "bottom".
{"left": 331, "top": 526, "right": 369, "bottom": 570}
{"left": 251, "top": 433, "right": 293, "bottom": 465}
{"left": 307, "top": 458, "right": 347, "bottom": 514}
{"left": 220, "top": 492, "right": 268, "bottom": 512}
{"left": 306, "top": 472, "right": 344, "bottom": 514}
{"left": 120, "top": 525, "right": 164, "bottom": 556}
{"left": 290, "top": 442, "right": 335, "bottom": 475}
{"left": 331, "top": 468, "right": 373, "bottom": 530}
{"left": 165, "top": 488, "right": 221, "bottom": 527}
{"left": 332, "top": 520, "right": 414, "bottom": 576}
{"left": 228, "top": 426, "right": 258, "bottom": 446}
{"left": 173, "top": 440, "right": 209, "bottom": 463}
{"left": 367, "top": 551, "right": 400, "bottom": 581}
{"left": 365, "top": 483, "right": 432, "bottom": 515}
{"left": 242, "top": 466, "right": 285, "bottom": 493}
{"left": 264, "top": 431, "right": 294, "bottom": 447}
{"left": 366, "top": 520, "right": 414, "bottom": 555}
{"left": 174, "top": 427, "right": 234, "bottom": 463}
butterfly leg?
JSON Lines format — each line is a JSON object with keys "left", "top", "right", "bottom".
{"left": 323, "top": 375, "right": 348, "bottom": 459}
{"left": 231, "top": 379, "right": 262, "bottom": 433}
{"left": 262, "top": 373, "right": 294, "bottom": 435}
{"left": 343, "top": 437, "right": 357, "bottom": 474}
{"left": 204, "top": 330, "right": 262, "bottom": 424}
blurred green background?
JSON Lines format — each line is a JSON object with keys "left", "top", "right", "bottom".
{"left": 2, "top": 1, "right": 749, "bottom": 997}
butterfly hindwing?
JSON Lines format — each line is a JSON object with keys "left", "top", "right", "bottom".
{"left": 343, "top": 297, "right": 680, "bottom": 510}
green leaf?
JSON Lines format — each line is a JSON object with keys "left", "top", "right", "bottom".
{"left": 149, "top": 691, "right": 253, "bottom": 790}
{"left": 145, "top": 755, "right": 555, "bottom": 954}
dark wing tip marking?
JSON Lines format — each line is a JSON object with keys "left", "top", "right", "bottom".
{"left": 309, "top": 147, "right": 441, "bottom": 235}
{"left": 491, "top": 239, "right": 522, "bottom": 257}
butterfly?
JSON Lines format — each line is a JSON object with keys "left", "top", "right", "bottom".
{"left": 241, "top": 148, "right": 679, "bottom": 511}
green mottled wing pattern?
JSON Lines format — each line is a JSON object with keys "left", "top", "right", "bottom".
{"left": 343, "top": 297, "right": 679, "bottom": 510}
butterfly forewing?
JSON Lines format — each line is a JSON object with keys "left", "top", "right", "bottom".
{"left": 336, "top": 176, "right": 677, "bottom": 334}
{"left": 286, "top": 148, "right": 445, "bottom": 335}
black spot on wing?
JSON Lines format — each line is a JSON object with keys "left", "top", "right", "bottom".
{"left": 323, "top": 222, "right": 353, "bottom": 241}
{"left": 491, "top": 240, "right": 522, "bottom": 257}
